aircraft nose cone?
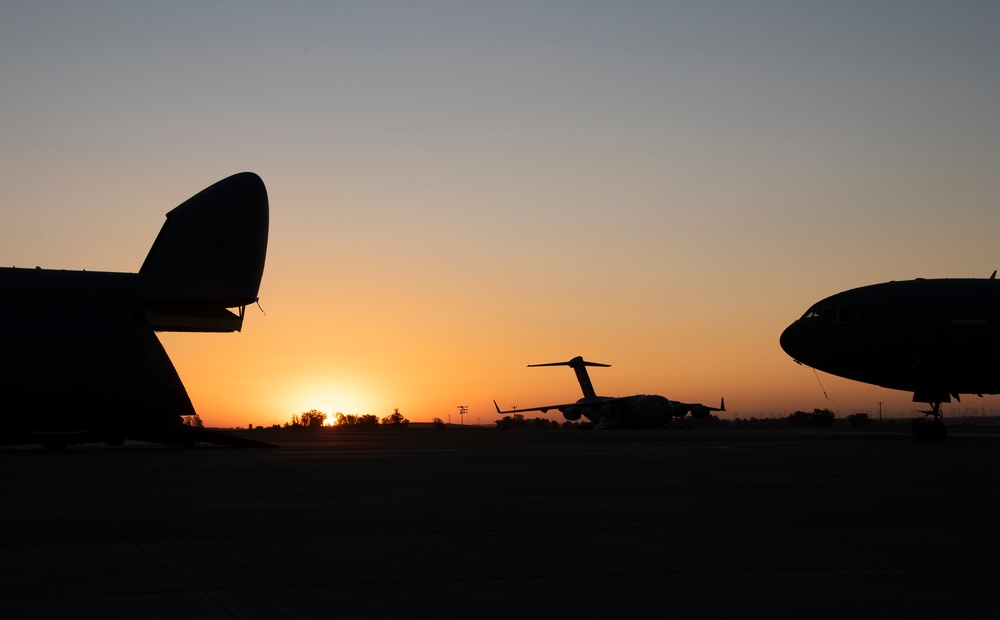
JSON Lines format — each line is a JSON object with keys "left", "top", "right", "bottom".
{"left": 779, "top": 324, "right": 798, "bottom": 358}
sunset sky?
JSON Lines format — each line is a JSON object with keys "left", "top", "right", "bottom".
{"left": 2, "top": 2, "right": 997, "bottom": 427}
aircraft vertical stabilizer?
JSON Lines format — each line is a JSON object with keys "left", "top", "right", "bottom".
{"left": 0, "top": 172, "right": 273, "bottom": 448}
{"left": 139, "top": 172, "right": 269, "bottom": 332}
{"left": 528, "top": 356, "right": 611, "bottom": 400}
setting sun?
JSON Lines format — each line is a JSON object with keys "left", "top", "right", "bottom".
{"left": 285, "top": 384, "right": 371, "bottom": 422}
{"left": 2, "top": 3, "right": 997, "bottom": 431}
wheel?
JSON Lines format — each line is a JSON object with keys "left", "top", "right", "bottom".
{"left": 911, "top": 419, "right": 948, "bottom": 441}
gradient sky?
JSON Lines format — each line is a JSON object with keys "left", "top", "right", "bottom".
{"left": 2, "top": 2, "right": 997, "bottom": 427}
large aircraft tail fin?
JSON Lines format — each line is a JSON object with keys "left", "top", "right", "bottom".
{"left": 138, "top": 172, "right": 268, "bottom": 332}
{"left": 528, "top": 356, "right": 610, "bottom": 399}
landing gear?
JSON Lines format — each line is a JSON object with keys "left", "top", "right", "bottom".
{"left": 911, "top": 401, "right": 948, "bottom": 441}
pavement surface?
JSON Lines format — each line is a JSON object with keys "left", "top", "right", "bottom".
{"left": 0, "top": 427, "right": 997, "bottom": 619}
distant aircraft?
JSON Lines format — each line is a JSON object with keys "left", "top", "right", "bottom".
{"left": 494, "top": 356, "right": 725, "bottom": 429}
{"left": 779, "top": 275, "right": 999, "bottom": 439}
{"left": 0, "top": 172, "right": 272, "bottom": 449}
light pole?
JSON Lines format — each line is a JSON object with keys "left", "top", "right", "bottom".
{"left": 457, "top": 405, "right": 467, "bottom": 427}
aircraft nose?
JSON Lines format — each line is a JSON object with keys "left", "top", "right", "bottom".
{"left": 779, "top": 323, "right": 798, "bottom": 357}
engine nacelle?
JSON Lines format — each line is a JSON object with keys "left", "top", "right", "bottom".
{"left": 690, "top": 406, "right": 710, "bottom": 419}
{"left": 562, "top": 407, "right": 581, "bottom": 421}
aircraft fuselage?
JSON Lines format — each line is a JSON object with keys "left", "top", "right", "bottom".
{"left": 1, "top": 173, "right": 270, "bottom": 448}
{"left": 779, "top": 278, "right": 999, "bottom": 403}
{"left": 0, "top": 268, "right": 193, "bottom": 438}
{"left": 560, "top": 394, "right": 674, "bottom": 429}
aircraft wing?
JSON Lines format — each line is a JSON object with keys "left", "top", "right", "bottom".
{"left": 671, "top": 398, "right": 726, "bottom": 418}
{"left": 493, "top": 399, "right": 613, "bottom": 415}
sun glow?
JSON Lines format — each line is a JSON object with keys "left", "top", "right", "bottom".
{"left": 285, "top": 383, "right": 372, "bottom": 423}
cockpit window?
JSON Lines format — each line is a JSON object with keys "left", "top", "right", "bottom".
{"left": 802, "top": 306, "right": 858, "bottom": 323}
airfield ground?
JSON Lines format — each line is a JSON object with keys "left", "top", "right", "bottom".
{"left": 0, "top": 427, "right": 996, "bottom": 619}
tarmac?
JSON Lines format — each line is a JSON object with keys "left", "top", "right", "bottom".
{"left": 0, "top": 426, "right": 996, "bottom": 619}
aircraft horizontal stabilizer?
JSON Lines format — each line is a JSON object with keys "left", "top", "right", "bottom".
{"left": 528, "top": 356, "right": 611, "bottom": 368}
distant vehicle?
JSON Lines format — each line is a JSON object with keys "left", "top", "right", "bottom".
{"left": 0, "top": 173, "right": 273, "bottom": 449}
{"left": 494, "top": 356, "right": 724, "bottom": 429}
{"left": 779, "top": 275, "right": 999, "bottom": 439}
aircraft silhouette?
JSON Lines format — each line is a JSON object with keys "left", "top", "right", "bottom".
{"left": 0, "top": 172, "right": 271, "bottom": 449}
{"left": 494, "top": 356, "right": 724, "bottom": 429}
{"left": 779, "top": 274, "right": 999, "bottom": 440}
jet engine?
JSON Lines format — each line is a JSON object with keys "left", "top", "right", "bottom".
{"left": 562, "top": 407, "right": 581, "bottom": 421}
{"left": 690, "top": 406, "right": 711, "bottom": 419}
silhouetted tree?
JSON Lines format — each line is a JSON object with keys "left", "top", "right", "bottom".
{"left": 334, "top": 412, "right": 358, "bottom": 427}
{"left": 495, "top": 413, "right": 523, "bottom": 429}
{"left": 299, "top": 409, "right": 327, "bottom": 428}
{"left": 334, "top": 412, "right": 380, "bottom": 428}
{"left": 381, "top": 408, "right": 409, "bottom": 427}
{"left": 432, "top": 417, "right": 446, "bottom": 429}
{"left": 788, "top": 408, "right": 836, "bottom": 427}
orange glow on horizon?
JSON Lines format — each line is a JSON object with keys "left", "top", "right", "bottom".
{"left": 3, "top": 4, "right": 996, "bottom": 431}
{"left": 284, "top": 384, "right": 372, "bottom": 419}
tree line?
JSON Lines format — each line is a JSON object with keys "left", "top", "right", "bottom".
{"left": 286, "top": 408, "right": 410, "bottom": 429}
{"left": 275, "top": 407, "right": 857, "bottom": 431}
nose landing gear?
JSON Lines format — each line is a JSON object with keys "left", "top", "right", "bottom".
{"left": 911, "top": 401, "right": 948, "bottom": 441}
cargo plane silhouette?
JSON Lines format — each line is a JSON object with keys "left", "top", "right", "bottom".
{"left": 494, "top": 356, "right": 724, "bottom": 429}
